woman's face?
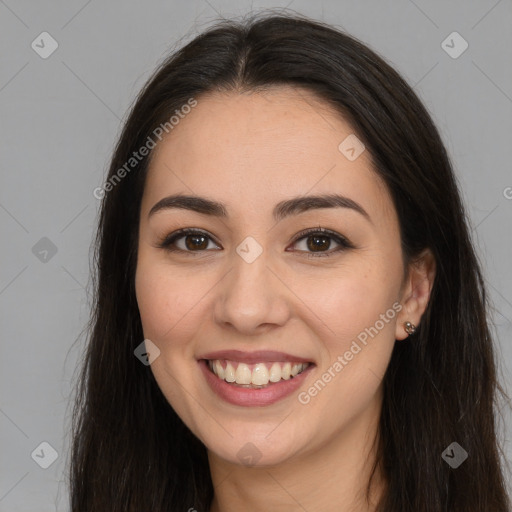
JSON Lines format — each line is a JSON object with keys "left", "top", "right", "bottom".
{"left": 135, "top": 87, "right": 426, "bottom": 467}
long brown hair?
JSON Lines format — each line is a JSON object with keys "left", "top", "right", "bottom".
{"left": 68, "top": 11, "right": 511, "bottom": 511}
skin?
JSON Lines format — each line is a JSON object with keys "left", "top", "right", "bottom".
{"left": 135, "top": 86, "right": 436, "bottom": 512}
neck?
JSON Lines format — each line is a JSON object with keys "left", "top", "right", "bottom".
{"left": 207, "top": 393, "right": 385, "bottom": 512}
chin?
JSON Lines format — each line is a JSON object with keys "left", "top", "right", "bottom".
{"left": 205, "top": 428, "right": 308, "bottom": 468}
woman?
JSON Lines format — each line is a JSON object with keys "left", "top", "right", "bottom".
{"left": 69, "top": 12, "right": 511, "bottom": 512}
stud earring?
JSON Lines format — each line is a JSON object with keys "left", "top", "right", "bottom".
{"left": 404, "top": 321, "right": 416, "bottom": 335}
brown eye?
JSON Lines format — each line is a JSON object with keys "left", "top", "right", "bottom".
{"left": 289, "top": 227, "right": 354, "bottom": 257}
{"left": 305, "top": 234, "right": 331, "bottom": 252}
{"left": 158, "top": 229, "right": 220, "bottom": 253}
{"left": 158, "top": 227, "right": 354, "bottom": 257}
{"left": 183, "top": 233, "right": 209, "bottom": 250}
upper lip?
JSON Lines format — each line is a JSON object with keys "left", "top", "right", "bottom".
{"left": 198, "top": 350, "right": 314, "bottom": 364}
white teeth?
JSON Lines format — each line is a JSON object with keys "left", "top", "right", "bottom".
{"left": 235, "top": 363, "right": 252, "bottom": 384}
{"left": 214, "top": 360, "right": 225, "bottom": 380}
{"left": 251, "top": 363, "right": 269, "bottom": 385}
{"left": 224, "top": 362, "right": 236, "bottom": 382}
{"left": 208, "top": 359, "right": 309, "bottom": 386}
{"left": 281, "top": 362, "right": 291, "bottom": 380}
{"left": 269, "top": 362, "right": 282, "bottom": 383}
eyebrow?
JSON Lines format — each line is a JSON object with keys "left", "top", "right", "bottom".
{"left": 148, "top": 193, "right": 372, "bottom": 224}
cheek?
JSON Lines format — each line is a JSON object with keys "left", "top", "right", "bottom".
{"left": 135, "top": 257, "right": 204, "bottom": 344}
{"left": 293, "top": 257, "right": 401, "bottom": 347}
{"left": 294, "top": 262, "right": 401, "bottom": 430}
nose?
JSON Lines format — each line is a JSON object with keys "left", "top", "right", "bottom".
{"left": 213, "top": 246, "right": 291, "bottom": 335}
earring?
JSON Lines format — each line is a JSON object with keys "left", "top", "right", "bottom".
{"left": 404, "top": 321, "right": 416, "bottom": 335}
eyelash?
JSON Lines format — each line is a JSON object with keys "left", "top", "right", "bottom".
{"left": 157, "top": 227, "right": 355, "bottom": 258}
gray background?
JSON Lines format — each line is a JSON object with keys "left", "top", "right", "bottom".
{"left": 1, "top": 0, "right": 511, "bottom": 510}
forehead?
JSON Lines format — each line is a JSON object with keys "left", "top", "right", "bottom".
{"left": 142, "top": 87, "right": 394, "bottom": 226}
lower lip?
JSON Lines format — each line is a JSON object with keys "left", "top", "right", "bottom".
{"left": 198, "top": 359, "right": 315, "bottom": 407}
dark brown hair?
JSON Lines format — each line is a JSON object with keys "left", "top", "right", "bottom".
{"left": 68, "top": 11, "right": 511, "bottom": 511}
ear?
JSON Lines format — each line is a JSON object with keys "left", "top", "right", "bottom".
{"left": 395, "top": 248, "right": 436, "bottom": 340}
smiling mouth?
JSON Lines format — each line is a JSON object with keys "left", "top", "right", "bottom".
{"left": 204, "top": 359, "right": 312, "bottom": 389}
